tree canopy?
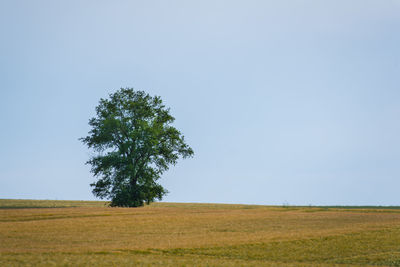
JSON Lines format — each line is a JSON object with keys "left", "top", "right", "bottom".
{"left": 81, "top": 88, "right": 194, "bottom": 207}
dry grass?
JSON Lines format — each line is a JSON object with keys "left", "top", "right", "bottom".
{"left": 1, "top": 199, "right": 400, "bottom": 266}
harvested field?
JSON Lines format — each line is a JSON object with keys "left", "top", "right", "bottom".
{"left": 1, "top": 199, "right": 400, "bottom": 266}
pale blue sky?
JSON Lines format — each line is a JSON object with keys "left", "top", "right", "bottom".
{"left": 1, "top": 0, "right": 399, "bottom": 205}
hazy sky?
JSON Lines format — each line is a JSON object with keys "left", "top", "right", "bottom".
{"left": 1, "top": 0, "right": 399, "bottom": 205}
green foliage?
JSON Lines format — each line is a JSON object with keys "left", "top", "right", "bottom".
{"left": 81, "top": 88, "right": 194, "bottom": 207}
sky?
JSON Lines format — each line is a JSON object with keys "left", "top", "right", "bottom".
{"left": 1, "top": 0, "right": 399, "bottom": 206}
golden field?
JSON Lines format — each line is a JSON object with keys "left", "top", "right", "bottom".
{"left": 1, "top": 199, "right": 400, "bottom": 266}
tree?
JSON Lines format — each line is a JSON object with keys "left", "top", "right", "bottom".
{"left": 80, "top": 88, "right": 194, "bottom": 207}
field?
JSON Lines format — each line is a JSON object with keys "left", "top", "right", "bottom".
{"left": 1, "top": 200, "right": 400, "bottom": 266}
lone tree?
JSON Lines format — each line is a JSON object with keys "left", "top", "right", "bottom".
{"left": 81, "top": 88, "right": 194, "bottom": 207}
